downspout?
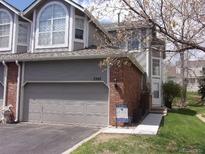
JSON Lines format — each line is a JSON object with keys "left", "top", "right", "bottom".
{"left": 2, "top": 61, "right": 8, "bottom": 108}
{"left": 15, "top": 61, "right": 21, "bottom": 122}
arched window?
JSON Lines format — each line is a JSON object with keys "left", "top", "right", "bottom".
{"left": 0, "top": 9, "right": 12, "bottom": 50}
{"left": 37, "top": 2, "right": 68, "bottom": 48}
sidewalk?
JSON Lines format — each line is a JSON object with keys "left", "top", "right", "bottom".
{"left": 101, "top": 113, "right": 163, "bottom": 135}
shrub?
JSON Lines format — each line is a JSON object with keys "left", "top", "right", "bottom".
{"left": 163, "top": 81, "right": 181, "bottom": 109}
{"left": 198, "top": 76, "right": 205, "bottom": 101}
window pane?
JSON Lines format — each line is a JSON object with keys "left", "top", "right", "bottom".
{"left": 0, "top": 25, "right": 10, "bottom": 36}
{"left": 128, "top": 39, "right": 139, "bottom": 50}
{"left": 53, "top": 19, "right": 65, "bottom": 31}
{"left": 152, "top": 59, "right": 160, "bottom": 76}
{"left": 39, "top": 33, "right": 51, "bottom": 46}
{"left": 75, "top": 18, "right": 84, "bottom": 29}
{"left": 0, "top": 36, "right": 9, "bottom": 48}
{"left": 75, "top": 29, "right": 84, "bottom": 40}
{"left": 53, "top": 4, "right": 66, "bottom": 18}
{"left": 40, "top": 5, "right": 52, "bottom": 20}
{"left": 52, "top": 32, "right": 65, "bottom": 44}
{"left": 153, "top": 83, "right": 160, "bottom": 98}
{"left": 0, "top": 11, "right": 10, "bottom": 24}
{"left": 39, "top": 20, "right": 51, "bottom": 32}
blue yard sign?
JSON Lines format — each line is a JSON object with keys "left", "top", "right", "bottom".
{"left": 116, "top": 104, "right": 128, "bottom": 123}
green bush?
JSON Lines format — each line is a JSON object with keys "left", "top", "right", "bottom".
{"left": 198, "top": 76, "right": 205, "bottom": 101}
{"left": 163, "top": 81, "right": 181, "bottom": 109}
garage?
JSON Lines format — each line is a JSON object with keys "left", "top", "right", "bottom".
{"left": 0, "top": 64, "right": 4, "bottom": 107}
{"left": 23, "top": 83, "right": 108, "bottom": 127}
{"left": 21, "top": 60, "right": 109, "bottom": 127}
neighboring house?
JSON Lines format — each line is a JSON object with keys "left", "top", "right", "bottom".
{"left": 166, "top": 60, "right": 205, "bottom": 92}
{"left": 0, "top": 0, "right": 165, "bottom": 127}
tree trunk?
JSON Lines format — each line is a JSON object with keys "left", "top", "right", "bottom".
{"left": 180, "top": 52, "right": 187, "bottom": 107}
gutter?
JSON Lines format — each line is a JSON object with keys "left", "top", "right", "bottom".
{"left": 2, "top": 61, "right": 8, "bottom": 108}
{"left": 20, "top": 13, "right": 32, "bottom": 23}
{"left": 15, "top": 61, "right": 21, "bottom": 122}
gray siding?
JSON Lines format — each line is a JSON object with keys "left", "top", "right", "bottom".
{"left": 74, "top": 42, "right": 84, "bottom": 51}
{"left": 134, "top": 52, "right": 147, "bottom": 72}
{"left": 23, "top": 59, "right": 107, "bottom": 84}
{"left": 88, "top": 22, "right": 102, "bottom": 47}
{"left": 23, "top": 83, "right": 108, "bottom": 127}
{"left": 17, "top": 46, "right": 28, "bottom": 53}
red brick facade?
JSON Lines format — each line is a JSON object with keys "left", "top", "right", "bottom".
{"left": 109, "top": 59, "right": 146, "bottom": 126}
{"left": 5, "top": 63, "right": 18, "bottom": 121}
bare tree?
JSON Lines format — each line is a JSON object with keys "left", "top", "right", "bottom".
{"left": 91, "top": 0, "right": 205, "bottom": 106}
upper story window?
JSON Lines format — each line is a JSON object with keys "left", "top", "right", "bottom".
{"left": 75, "top": 16, "right": 84, "bottom": 41}
{"left": 152, "top": 58, "right": 160, "bottom": 77}
{"left": 0, "top": 9, "right": 12, "bottom": 51}
{"left": 36, "top": 2, "right": 68, "bottom": 48}
{"left": 128, "top": 38, "right": 139, "bottom": 51}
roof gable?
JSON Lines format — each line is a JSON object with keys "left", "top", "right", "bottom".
{"left": 23, "top": 0, "right": 110, "bottom": 41}
{"left": 23, "top": 0, "right": 84, "bottom": 15}
{"left": 0, "top": 0, "right": 20, "bottom": 15}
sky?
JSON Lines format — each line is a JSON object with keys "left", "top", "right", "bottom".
{"left": 5, "top": 0, "right": 90, "bottom": 11}
{"left": 5, "top": 0, "right": 35, "bottom": 10}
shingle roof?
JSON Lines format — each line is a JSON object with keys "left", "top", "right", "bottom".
{"left": 0, "top": 48, "right": 126, "bottom": 62}
{"left": 103, "top": 22, "right": 153, "bottom": 32}
{"left": 0, "top": 48, "right": 145, "bottom": 73}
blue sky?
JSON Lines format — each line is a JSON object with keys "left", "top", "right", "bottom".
{"left": 5, "top": 0, "right": 88, "bottom": 11}
{"left": 5, "top": 0, "right": 35, "bottom": 10}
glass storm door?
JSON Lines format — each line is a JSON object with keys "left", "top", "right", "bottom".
{"left": 152, "top": 79, "right": 161, "bottom": 107}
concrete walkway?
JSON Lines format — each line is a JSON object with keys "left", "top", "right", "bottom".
{"left": 102, "top": 113, "right": 163, "bottom": 135}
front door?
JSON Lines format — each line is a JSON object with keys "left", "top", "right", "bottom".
{"left": 152, "top": 79, "right": 161, "bottom": 107}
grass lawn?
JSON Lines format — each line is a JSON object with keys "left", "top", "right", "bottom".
{"left": 72, "top": 93, "right": 205, "bottom": 154}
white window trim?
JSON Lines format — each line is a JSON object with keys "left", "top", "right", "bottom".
{"left": 152, "top": 57, "right": 161, "bottom": 78}
{"left": 0, "top": 9, "right": 13, "bottom": 52}
{"left": 35, "top": 1, "right": 69, "bottom": 49}
{"left": 74, "top": 15, "right": 85, "bottom": 43}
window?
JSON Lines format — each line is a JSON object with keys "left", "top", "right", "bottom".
{"left": 152, "top": 59, "right": 160, "bottom": 76}
{"left": 0, "top": 9, "right": 12, "bottom": 50}
{"left": 128, "top": 38, "right": 139, "bottom": 50}
{"left": 75, "top": 17, "right": 84, "bottom": 40}
{"left": 153, "top": 82, "right": 160, "bottom": 98}
{"left": 18, "top": 22, "right": 30, "bottom": 46}
{"left": 37, "top": 2, "right": 68, "bottom": 48}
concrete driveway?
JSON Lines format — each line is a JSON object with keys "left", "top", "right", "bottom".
{"left": 0, "top": 123, "right": 98, "bottom": 154}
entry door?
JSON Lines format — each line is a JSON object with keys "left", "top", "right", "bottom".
{"left": 152, "top": 79, "right": 161, "bottom": 107}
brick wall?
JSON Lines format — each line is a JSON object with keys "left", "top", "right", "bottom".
{"left": 6, "top": 63, "right": 18, "bottom": 121}
{"left": 109, "top": 59, "right": 147, "bottom": 126}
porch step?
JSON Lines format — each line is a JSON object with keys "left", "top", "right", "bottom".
{"left": 150, "top": 107, "right": 167, "bottom": 115}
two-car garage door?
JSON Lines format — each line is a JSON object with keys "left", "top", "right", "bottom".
{"left": 21, "top": 60, "right": 109, "bottom": 127}
{"left": 23, "top": 83, "right": 108, "bottom": 127}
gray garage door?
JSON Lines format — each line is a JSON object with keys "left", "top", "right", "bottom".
{"left": 23, "top": 83, "right": 108, "bottom": 127}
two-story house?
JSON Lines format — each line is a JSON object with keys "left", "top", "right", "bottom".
{"left": 167, "top": 60, "right": 205, "bottom": 92}
{"left": 104, "top": 22, "right": 165, "bottom": 109}
{"left": 0, "top": 0, "right": 164, "bottom": 127}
